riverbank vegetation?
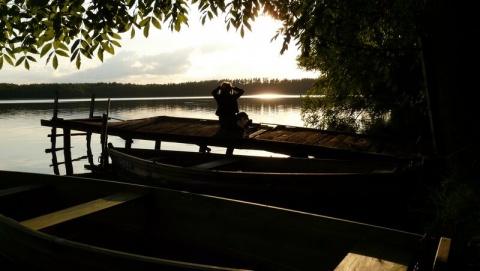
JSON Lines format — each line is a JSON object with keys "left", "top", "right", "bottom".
{"left": 0, "top": 78, "right": 314, "bottom": 100}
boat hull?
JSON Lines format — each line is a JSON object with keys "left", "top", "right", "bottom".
{"left": 0, "top": 170, "right": 448, "bottom": 271}
{"left": 107, "top": 147, "right": 429, "bottom": 230}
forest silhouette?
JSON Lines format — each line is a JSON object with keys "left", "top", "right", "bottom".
{"left": 0, "top": 78, "right": 314, "bottom": 100}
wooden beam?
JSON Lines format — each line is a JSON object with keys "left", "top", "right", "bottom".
{"left": 21, "top": 192, "right": 145, "bottom": 230}
{"left": 433, "top": 237, "right": 451, "bottom": 271}
{"left": 334, "top": 242, "right": 413, "bottom": 271}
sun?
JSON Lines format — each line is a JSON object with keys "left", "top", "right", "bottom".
{"left": 250, "top": 93, "right": 288, "bottom": 99}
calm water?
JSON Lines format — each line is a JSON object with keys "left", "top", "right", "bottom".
{"left": 0, "top": 95, "right": 304, "bottom": 175}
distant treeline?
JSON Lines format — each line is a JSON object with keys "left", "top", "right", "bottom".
{"left": 0, "top": 78, "right": 315, "bottom": 100}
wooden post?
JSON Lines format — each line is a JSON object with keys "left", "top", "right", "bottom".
{"left": 50, "top": 92, "right": 60, "bottom": 175}
{"left": 154, "top": 140, "right": 161, "bottom": 150}
{"left": 86, "top": 94, "right": 95, "bottom": 167}
{"left": 124, "top": 138, "right": 133, "bottom": 149}
{"left": 100, "top": 99, "right": 110, "bottom": 169}
{"left": 63, "top": 128, "right": 73, "bottom": 175}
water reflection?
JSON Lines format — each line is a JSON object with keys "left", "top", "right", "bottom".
{"left": 0, "top": 96, "right": 304, "bottom": 175}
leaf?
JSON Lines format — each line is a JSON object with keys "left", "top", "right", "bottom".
{"left": 139, "top": 17, "right": 150, "bottom": 27}
{"left": 55, "top": 49, "right": 69, "bottom": 57}
{"left": 143, "top": 23, "right": 150, "bottom": 38}
{"left": 244, "top": 20, "right": 252, "bottom": 31}
{"left": 0, "top": 57, "right": 3, "bottom": 69}
{"left": 12, "top": 47, "right": 23, "bottom": 54}
{"left": 4, "top": 55, "right": 13, "bottom": 66}
{"left": 15, "top": 56, "right": 25, "bottom": 67}
{"left": 151, "top": 17, "right": 161, "bottom": 29}
{"left": 130, "top": 27, "right": 135, "bottom": 39}
{"left": 110, "top": 40, "right": 121, "bottom": 47}
{"left": 71, "top": 39, "right": 80, "bottom": 52}
{"left": 174, "top": 20, "right": 181, "bottom": 31}
{"left": 104, "top": 43, "right": 114, "bottom": 54}
{"left": 53, "top": 55, "right": 58, "bottom": 69}
{"left": 44, "top": 27, "right": 54, "bottom": 39}
{"left": 53, "top": 40, "right": 60, "bottom": 49}
{"left": 29, "top": 46, "right": 40, "bottom": 55}
{"left": 57, "top": 42, "right": 69, "bottom": 51}
{"left": 81, "top": 40, "right": 89, "bottom": 49}
{"left": 70, "top": 49, "right": 78, "bottom": 61}
{"left": 81, "top": 29, "right": 89, "bottom": 39}
{"left": 40, "top": 43, "right": 53, "bottom": 57}
{"left": 76, "top": 54, "right": 81, "bottom": 69}
{"left": 24, "top": 60, "right": 30, "bottom": 70}
{"left": 108, "top": 32, "right": 122, "bottom": 39}
{"left": 98, "top": 48, "right": 104, "bottom": 62}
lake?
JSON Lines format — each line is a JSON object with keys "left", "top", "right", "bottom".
{"left": 0, "top": 95, "right": 305, "bottom": 175}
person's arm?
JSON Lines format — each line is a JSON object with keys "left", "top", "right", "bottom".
{"left": 232, "top": 87, "right": 244, "bottom": 97}
{"left": 212, "top": 86, "right": 221, "bottom": 97}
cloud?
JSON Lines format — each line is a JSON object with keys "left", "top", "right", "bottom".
{"left": 54, "top": 48, "right": 194, "bottom": 83}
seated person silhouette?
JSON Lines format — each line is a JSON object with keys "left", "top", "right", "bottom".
{"left": 212, "top": 81, "right": 252, "bottom": 132}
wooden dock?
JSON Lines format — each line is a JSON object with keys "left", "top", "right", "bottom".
{"left": 41, "top": 115, "right": 429, "bottom": 159}
{"left": 40, "top": 95, "right": 433, "bottom": 175}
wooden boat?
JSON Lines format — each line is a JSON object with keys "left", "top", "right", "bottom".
{"left": 0, "top": 170, "right": 450, "bottom": 271}
{"left": 106, "top": 145, "right": 430, "bottom": 230}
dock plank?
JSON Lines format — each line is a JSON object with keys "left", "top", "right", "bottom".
{"left": 41, "top": 115, "right": 430, "bottom": 161}
{"left": 323, "top": 134, "right": 349, "bottom": 148}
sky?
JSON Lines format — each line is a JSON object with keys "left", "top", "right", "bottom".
{"left": 1, "top": 10, "right": 318, "bottom": 85}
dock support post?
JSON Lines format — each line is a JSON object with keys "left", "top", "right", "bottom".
{"left": 86, "top": 94, "right": 95, "bottom": 167}
{"left": 154, "top": 140, "right": 161, "bottom": 150}
{"left": 124, "top": 138, "right": 133, "bottom": 149}
{"left": 50, "top": 92, "right": 60, "bottom": 175}
{"left": 63, "top": 128, "right": 73, "bottom": 175}
{"left": 100, "top": 99, "right": 110, "bottom": 169}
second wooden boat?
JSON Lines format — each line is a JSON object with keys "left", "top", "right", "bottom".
{"left": 106, "top": 145, "right": 429, "bottom": 230}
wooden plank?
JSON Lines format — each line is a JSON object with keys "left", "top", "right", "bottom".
{"left": 335, "top": 242, "right": 413, "bottom": 271}
{"left": 433, "top": 237, "right": 451, "bottom": 271}
{"left": 283, "top": 131, "right": 315, "bottom": 143}
{"left": 143, "top": 119, "right": 193, "bottom": 133}
{"left": 256, "top": 129, "right": 289, "bottom": 140}
{"left": 190, "top": 157, "right": 240, "bottom": 170}
{"left": 274, "top": 130, "right": 297, "bottom": 142}
{"left": 21, "top": 192, "right": 145, "bottom": 230}
{"left": 323, "top": 134, "right": 348, "bottom": 148}
{"left": 302, "top": 132, "right": 330, "bottom": 145}
{"left": 352, "top": 137, "right": 374, "bottom": 150}
{"left": 335, "top": 135, "right": 361, "bottom": 150}
{"left": 248, "top": 128, "right": 268, "bottom": 138}
{"left": 316, "top": 134, "right": 336, "bottom": 146}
